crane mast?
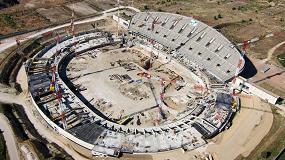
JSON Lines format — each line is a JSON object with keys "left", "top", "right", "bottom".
{"left": 49, "top": 34, "right": 67, "bottom": 130}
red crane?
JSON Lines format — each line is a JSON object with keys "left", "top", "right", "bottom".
{"left": 49, "top": 33, "right": 67, "bottom": 130}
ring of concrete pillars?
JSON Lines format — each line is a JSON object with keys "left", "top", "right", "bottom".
{"left": 52, "top": 31, "right": 206, "bottom": 136}
{"left": 27, "top": 30, "right": 223, "bottom": 153}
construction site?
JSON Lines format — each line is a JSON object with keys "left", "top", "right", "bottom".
{"left": 0, "top": 1, "right": 285, "bottom": 160}
{"left": 21, "top": 3, "right": 244, "bottom": 157}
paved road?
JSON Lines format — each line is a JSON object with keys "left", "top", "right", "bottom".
{"left": 0, "top": 6, "right": 140, "bottom": 53}
{"left": 0, "top": 114, "right": 20, "bottom": 160}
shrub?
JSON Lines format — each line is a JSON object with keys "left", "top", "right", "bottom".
{"left": 158, "top": 8, "right": 164, "bottom": 12}
{"left": 218, "top": 13, "right": 223, "bottom": 19}
{"left": 261, "top": 151, "right": 271, "bottom": 159}
{"left": 0, "top": 14, "right": 16, "bottom": 28}
{"left": 144, "top": 5, "right": 149, "bottom": 10}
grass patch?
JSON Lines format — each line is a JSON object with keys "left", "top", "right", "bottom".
{"left": 277, "top": 53, "right": 285, "bottom": 68}
{"left": 0, "top": 14, "right": 16, "bottom": 28}
{"left": 0, "top": 131, "right": 7, "bottom": 160}
{"left": 235, "top": 106, "right": 285, "bottom": 160}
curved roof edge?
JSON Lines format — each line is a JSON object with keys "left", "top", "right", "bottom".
{"left": 129, "top": 11, "right": 245, "bottom": 82}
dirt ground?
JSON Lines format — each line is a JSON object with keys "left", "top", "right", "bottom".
{"left": 0, "top": 0, "right": 125, "bottom": 35}
{"left": 248, "top": 56, "right": 285, "bottom": 92}
{"left": 68, "top": 46, "right": 202, "bottom": 125}
{"left": 249, "top": 31, "right": 285, "bottom": 60}
{"left": 65, "top": 1, "right": 98, "bottom": 16}
{"left": 235, "top": 107, "right": 285, "bottom": 160}
{"left": 1, "top": 0, "right": 284, "bottom": 66}
{"left": 36, "top": 6, "right": 72, "bottom": 23}
{"left": 206, "top": 95, "right": 273, "bottom": 160}
{"left": 0, "top": 9, "right": 49, "bottom": 35}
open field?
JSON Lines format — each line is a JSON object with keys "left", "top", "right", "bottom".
{"left": 134, "top": 0, "right": 285, "bottom": 64}
{"left": 277, "top": 53, "right": 285, "bottom": 67}
{"left": 0, "top": 0, "right": 126, "bottom": 36}
{"left": 275, "top": 42, "right": 285, "bottom": 67}
{"left": 0, "top": 0, "right": 284, "bottom": 66}
{"left": 259, "top": 82, "right": 285, "bottom": 100}
{"left": 0, "top": 9, "right": 49, "bottom": 35}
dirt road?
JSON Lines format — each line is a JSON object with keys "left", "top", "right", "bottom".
{"left": 0, "top": 92, "right": 24, "bottom": 104}
{"left": 0, "top": 114, "right": 20, "bottom": 160}
{"left": 0, "top": 6, "right": 140, "bottom": 53}
{"left": 265, "top": 40, "right": 285, "bottom": 62}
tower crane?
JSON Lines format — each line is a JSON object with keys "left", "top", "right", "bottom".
{"left": 49, "top": 33, "right": 67, "bottom": 130}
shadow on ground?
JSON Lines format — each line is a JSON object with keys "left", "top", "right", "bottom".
{"left": 239, "top": 55, "right": 258, "bottom": 79}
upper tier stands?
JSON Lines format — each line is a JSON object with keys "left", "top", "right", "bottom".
{"left": 129, "top": 12, "right": 244, "bottom": 82}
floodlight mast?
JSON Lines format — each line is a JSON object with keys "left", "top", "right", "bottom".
{"left": 117, "top": 0, "right": 120, "bottom": 36}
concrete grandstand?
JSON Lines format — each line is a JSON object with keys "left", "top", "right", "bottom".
{"left": 24, "top": 11, "right": 241, "bottom": 157}
{"left": 129, "top": 12, "right": 245, "bottom": 82}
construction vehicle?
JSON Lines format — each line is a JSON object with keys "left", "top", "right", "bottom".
{"left": 117, "top": 116, "right": 133, "bottom": 125}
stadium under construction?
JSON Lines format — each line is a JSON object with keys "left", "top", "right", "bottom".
{"left": 24, "top": 9, "right": 246, "bottom": 157}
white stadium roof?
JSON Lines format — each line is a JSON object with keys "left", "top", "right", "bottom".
{"left": 129, "top": 12, "right": 245, "bottom": 82}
